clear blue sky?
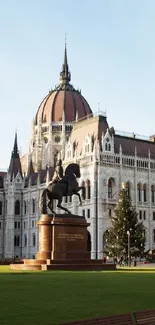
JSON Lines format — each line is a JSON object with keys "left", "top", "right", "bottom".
{"left": 0, "top": 0, "right": 155, "bottom": 169}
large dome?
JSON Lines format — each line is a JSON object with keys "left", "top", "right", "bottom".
{"left": 35, "top": 46, "right": 92, "bottom": 125}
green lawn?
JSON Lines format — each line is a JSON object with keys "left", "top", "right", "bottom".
{"left": 1, "top": 266, "right": 155, "bottom": 325}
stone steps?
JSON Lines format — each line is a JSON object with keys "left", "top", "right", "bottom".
{"left": 10, "top": 260, "right": 116, "bottom": 271}
{"left": 46, "top": 259, "right": 105, "bottom": 265}
{"left": 24, "top": 259, "right": 46, "bottom": 265}
{"left": 10, "top": 264, "right": 42, "bottom": 271}
{"left": 42, "top": 263, "right": 116, "bottom": 271}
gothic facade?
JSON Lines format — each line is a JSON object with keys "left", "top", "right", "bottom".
{"left": 0, "top": 47, "right": 155, "bottom": 259}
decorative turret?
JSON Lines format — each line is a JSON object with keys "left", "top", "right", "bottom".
{"left": 60, "top": 41, "right": 71, "bottom": 85}
{"left": 8, "top": 131, "right": 22, "bottom": 181}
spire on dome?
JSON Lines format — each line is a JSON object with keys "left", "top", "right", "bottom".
{"left": 60, "top": 37, "right": 71, "bottom": 85}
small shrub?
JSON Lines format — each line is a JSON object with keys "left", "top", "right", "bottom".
{"left": 0, "top": 258, "right": 23, "bottom": 265}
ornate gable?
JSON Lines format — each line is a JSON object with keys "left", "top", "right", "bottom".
{"left": 102, "top": 128, "right": 114, "bottom": 153}
{"left": 82, "top": 134, "right": 95, "bottom": 155}
{"left": 65, "top": 137, "right": 74, "bottom": 159}
{"left": 14, "top": 172, "right": 23, "bottom": 184}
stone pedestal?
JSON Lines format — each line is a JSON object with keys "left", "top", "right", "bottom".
{"left": 36, "top": 214, "right": 52, "bottom": 260}
{"left": 10, "top": 214, "right": 116, "bottom": 271}
{"left": 51, "top": 215, "right": 90, "bottom": 260}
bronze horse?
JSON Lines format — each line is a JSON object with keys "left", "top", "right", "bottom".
{"left": 39, "top": 163, "right": 84, "bottom": 215}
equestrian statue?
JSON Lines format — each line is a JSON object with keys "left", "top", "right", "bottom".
{"left": 39, "top": 160, "right": 84, "bottom": 215}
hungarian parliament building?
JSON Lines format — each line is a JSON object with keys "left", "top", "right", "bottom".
{"left": 0, "top": 46, "right": 155, "bottom": 259}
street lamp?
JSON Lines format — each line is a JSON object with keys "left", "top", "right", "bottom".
{"left": 127, "top": 230, "right": 130, "bottom": 266}
{"left": 95, "top": 161, "right": 98, "bottom": 260}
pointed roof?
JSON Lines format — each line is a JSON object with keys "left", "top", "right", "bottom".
{"left": 114, "top": 135, "right": 155, "bottom": 158}
{"left": 8, "top": 132, "right": 22, "bottom": 181}
{"left": 60, "top": 41, "right": 71, "bottom": 85}
{"left": 27, "top": 159, "right": 34, "bottom": 177}
{"left": 12, "top": 131, "right": 19, "bottom": 158}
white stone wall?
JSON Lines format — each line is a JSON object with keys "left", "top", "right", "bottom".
{"left": 2, "top": 149, "right": 155, "bottom": 259}
{"left": 0, "top": 191, "right": 4, "bottom": 258}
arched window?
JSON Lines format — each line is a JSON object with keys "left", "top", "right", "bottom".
{"left": 87, "top": 231, "right": 91, "bottom": 252}
{"left": 125, "top": 182, "right": 130, "bottom": 197}
{"left": 85, "top": 144, "right": 89, "bottom": 153}
{"left": 82, "top": 181, "right": 86, "bottom": 200}
{"left": 105, "top": 138, "right": 111, "bottom": 152}
{"left": 137, "top": 183, "right": 142, "bottom": 202}
{"left": 15, "top": 200, "right": 20, "bottom": 215}
{"left": 0, "top": 201, "right": 2, "bottom": 215}
{"left": 151, "top": 185, "right": 155, "bottom": 203}
{"left": 153, "top": 229, "right": 155, "bottom": 243}
{"left": 5, "top": 200, "right": 7, "bottom": 214}
{"left": 54, "top": 152, "right": 58, "bottom": 168}
{"left": 86, "top": 180, "right": 91, "bottom": 199}
{"left": 32, "top": 199, "right": 35, "bottom": 214}
{"left": 108, "top": 178, "right": 114, "bottom": 198}
{"left": 14, "top": 235, "right": 20, "bottom": 247}
{"left": 24, "top": 234, "right": 27, "bottom": 247}
{"left": 143, "top": 184, "right": 147, "bottom": 202}
{"left": 0, "top": 176, "right": 3, "bottom": 188}
{"left": 32, "top": 233, "right": 36, "bottom": 246}
{"left": 24, "top": 201, "right": 27, "bottom": 215}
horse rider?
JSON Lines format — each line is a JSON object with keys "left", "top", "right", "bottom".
{"left": 48, "top": 159, "right": 69, "bottom": 194}
{"left": 48, "top": 159, "right": 63, "bottom": 185}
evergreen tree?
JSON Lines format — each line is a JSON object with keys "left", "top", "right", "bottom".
{"left": 104, "top": 189, "right": 145, "bottom": 258}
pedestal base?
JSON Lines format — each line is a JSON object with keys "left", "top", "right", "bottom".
{"left": 10, "top": 259, "right": 116, "bottom": 271}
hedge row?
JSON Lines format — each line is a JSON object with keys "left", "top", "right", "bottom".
{"left": 0, "top": 258, "right": 23, "bottom": 265}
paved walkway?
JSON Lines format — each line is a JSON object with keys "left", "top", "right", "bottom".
{"left": 117, "top": 263, "right": 155, "bottom": 269}
{"left": 136, "top": 262, "right": 155, "bottom": 268}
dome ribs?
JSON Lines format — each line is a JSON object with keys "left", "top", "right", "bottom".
{"left": 35, "top": 46, "right": 93, "bottom": 124}
{"left": 80, "top": 93, "right": 92, "bottom": 116}
{"left": 51, "top": 90, "right": 61, "bottom": 122}
{"left": 73, "top": 92, "right": 86, "bottom": 119}
{"left": 35, "top": 94, "right": 49, "bottom": 125}
{"left": 70, "top": 89, "right": 77, "bottom": 121}
{"left": 65, "top": 90, "right": 75, "bottom": 121}
{"left": 41, "top": 93, "right": 53, "bottom": 123}
{"left": 63, "top": 88, "right": 66, "bottom": 121}
{"left": 36, "top": 86, "right": 92, "bottom": 124}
